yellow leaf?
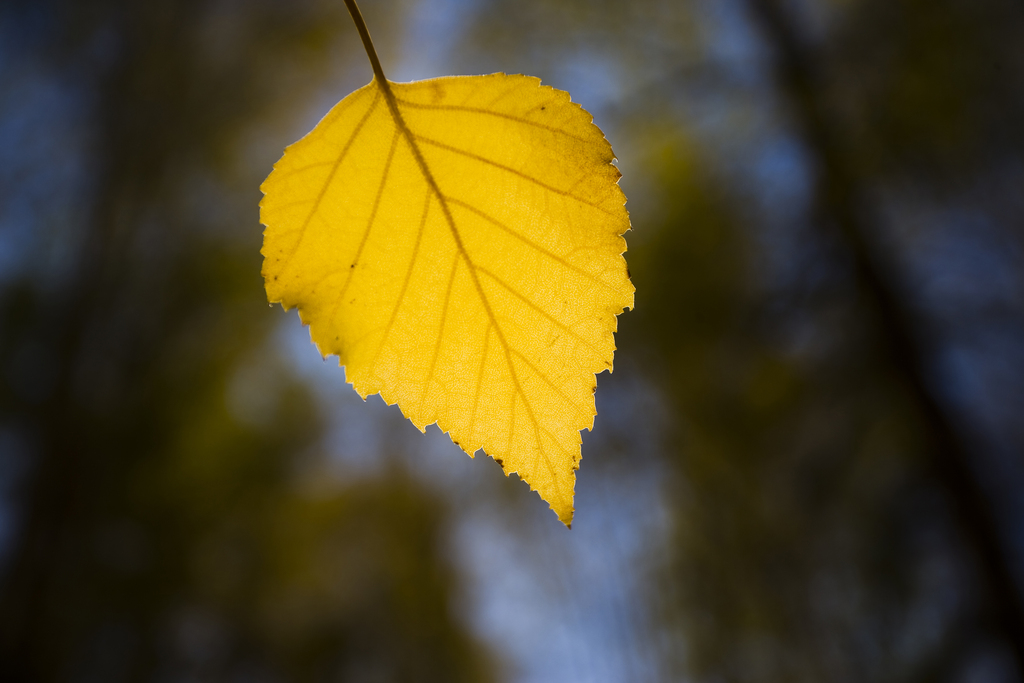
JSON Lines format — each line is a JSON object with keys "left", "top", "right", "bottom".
{"left": 260, "top": 72, "right": 632, "bottom": 526}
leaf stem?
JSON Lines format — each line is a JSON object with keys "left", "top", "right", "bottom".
{"left": 344, "top": 0, "right": 389, "bottom": 84}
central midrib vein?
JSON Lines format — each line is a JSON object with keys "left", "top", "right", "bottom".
{"left": 343, "top": 0, "right": 556, "bottom": 473}
{"left": 378, "top": 76, "right": 552, "bottom": 467}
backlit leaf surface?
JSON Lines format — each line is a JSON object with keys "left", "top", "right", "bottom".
{"left": 260, "top": 74, "right": 632, "bottom": 524}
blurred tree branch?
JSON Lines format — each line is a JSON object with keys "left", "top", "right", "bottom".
{"left": 745, "top": 0, "right": 1024, "bottom": 673}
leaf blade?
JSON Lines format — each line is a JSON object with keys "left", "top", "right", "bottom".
{"left": 261, "top": 74, "right": 633, "bottom": 525}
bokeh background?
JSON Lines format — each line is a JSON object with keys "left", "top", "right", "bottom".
{"left": 2, "top": 0, "right": 1024, "bottom": 681}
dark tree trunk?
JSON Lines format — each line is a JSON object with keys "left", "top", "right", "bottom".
{"left": 745, "top": 0, "right": 1024, "bottom": 674}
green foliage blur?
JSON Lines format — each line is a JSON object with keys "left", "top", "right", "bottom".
{"left": 2, "top": 0, "right": 1024, "bottom": 682}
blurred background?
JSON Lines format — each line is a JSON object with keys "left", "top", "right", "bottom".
{"left": 1, "top": 0, "right": 1023, "bottom": 681}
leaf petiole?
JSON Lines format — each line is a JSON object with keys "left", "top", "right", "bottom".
{"left": 343, "top": 0, "right": 389, "bottom": 84}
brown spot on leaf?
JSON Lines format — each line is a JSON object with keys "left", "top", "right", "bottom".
{"left": 428, "top": 81, "right": 445, "bottom": 103}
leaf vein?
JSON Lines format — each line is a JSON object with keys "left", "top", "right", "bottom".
{"left": 378, "top": 80, "right": 559, "bottom": 489}
{"left": 508, "top": 349, "right": 560, "bottom": 484}
{"left": 278, "top": 93, "right": 381, "bottom": 270}
{"left": 275, "top": 160, "right": 338, "bottom": 176}
{"left": 327, "top": 127, "right": 399, "bottom": 327}
{"left": 391, "top": 97, "right": 592, "bottom": 143}
{"left": 372, "top": 188, "right": 432, "bottom": 370}
{"left": 414, "top": 135, "right": 617, "bottom": 216}
{"left": 447, "top": 198, "right": 622, "bottom": 293}
{"left": 469, "top": 322, "right": 492, "bottom": 446}
{"left": 420, "top": 254, "right": 460, "bottom": 412}
{"left": 476, "top": 265, "right": 604, "bottom": 359}
{"left": 511, "top": 348, "right": 591, "bottom": 421}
